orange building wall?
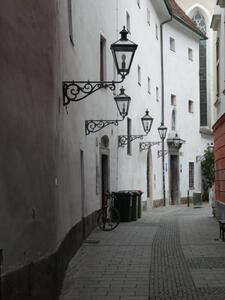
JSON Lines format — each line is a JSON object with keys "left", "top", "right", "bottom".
{"left": 213, "top": 113, "right": 225, "bottom": 202}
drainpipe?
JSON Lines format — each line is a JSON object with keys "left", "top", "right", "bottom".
{"left": 160, "top": 15, "right": 172, "bottom": 206}
{"left": 160, "top": 15, "right": 173, "bottom": 125}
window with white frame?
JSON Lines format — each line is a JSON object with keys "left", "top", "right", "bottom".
{"left": 188, "top": 100, "right": 193, "bottom": 113}
{"left": 155, "top": 24, "right": 158, "bottom": 39}
{"left": 171, "top": 109, "right": 176, "bottom": 131}
{"left": 147, "top": 8, "right": 150, "bottom": 25}
{"left": 147, "top": 77, "right": 151, "bottom": 94}
{"left": 126, "top": 11, "right": 131, "bottom": 34}
{"left": 170, "top": 37, "right": 175, "bottom": 51}
{"left": 171, "top": 94, "right": 176, "bottom": 106}
{"left": 188, "top": 48, "right": 193, "bottom": 61}
{"left": 138, "top": 65, "right": 141, "bottom": 86}
{"left": 156, "top": 86, "right": 159, "bottom": 101}
{"left": 189, "top": 162, "right": 194, "bottom": 189}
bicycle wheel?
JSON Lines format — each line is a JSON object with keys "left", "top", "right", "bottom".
{"left": 100, "top": 208, "right": 120, "bottom": 231}
{"left": 97, "top": 210, "right": 107, "bottom": 230}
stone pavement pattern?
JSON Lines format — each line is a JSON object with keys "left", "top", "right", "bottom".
{"left": 59, "top": 204, "right": 225, "bottom": 299}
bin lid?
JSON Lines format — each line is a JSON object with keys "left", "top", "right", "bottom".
{"left": 117, "top": 190, "right": 135, "bottom": 195}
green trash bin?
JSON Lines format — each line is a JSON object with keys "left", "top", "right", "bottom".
{"left": 136, "top": 190, "right": 143, "bottom": 218}
{"left": 114, "top": 191, "right": 132, "bottom": 222}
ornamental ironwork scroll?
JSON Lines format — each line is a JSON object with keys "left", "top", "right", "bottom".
{"left": 139, "top": 141, "right": 161, "bottom": 152}
{"left": 85, "top": 120, "right": 120, "bottom": 135}
{"left": 118, "top": 135, "right": 144, "bottom": 147}
{"left": 63, "top": 79, "right": 124, "bottom": 105}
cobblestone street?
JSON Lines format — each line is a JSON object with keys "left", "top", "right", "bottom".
{"left": 59, "top": 204, "right": 225, "bottom": 300}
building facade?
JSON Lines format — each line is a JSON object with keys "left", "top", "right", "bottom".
{"left": 211, "top": 0, "right": 225, "bottom": 218}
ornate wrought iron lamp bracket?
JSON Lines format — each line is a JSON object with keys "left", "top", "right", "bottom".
{"left": 139, "top": 141, "right": 161, "bottom": 152}
{"left": 157, "top": 150, "right": 168, "bottom": 158}
{"left": 118, "top": 135, "right": 145, "bottom": 147}
{"left": 85, "top": 119, "right": 124, "bottom": 135}
{"left": 63, "top": 78, "right": 124, "bottom": 106}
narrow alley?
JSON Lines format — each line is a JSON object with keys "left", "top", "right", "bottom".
{"left": 60, "top": 204, "right": 225, "bottom": 300}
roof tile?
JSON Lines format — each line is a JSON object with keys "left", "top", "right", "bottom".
{"left": 167, "top": 0, "right": 206, "bottom": 38}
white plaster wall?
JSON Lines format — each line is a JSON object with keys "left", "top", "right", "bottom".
{"left": 57, "top": 0, "right": 119, "bottom": 242}
{"left": 164, "top": 21, "right": 212, "bottom": 200}
{"left": 116, "top": 0, "right": 170, "bottom": 204}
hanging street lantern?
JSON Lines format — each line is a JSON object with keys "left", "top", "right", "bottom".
{"left": 111, "top": 26, "right": 138, "bottom": 79}
{"left": 158, "top": 123, "right": 168, "bottom": 140}
{"left": 114, "top": 87, "right": 131, "bottom": 119}
{"left": 141, "top": 109, "right": 154, "bottom": 135}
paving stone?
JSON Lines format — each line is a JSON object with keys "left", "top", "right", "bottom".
{"left": 59, "top": 204, "right": 225, "bottom": 300}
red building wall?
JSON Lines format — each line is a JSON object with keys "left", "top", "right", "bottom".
{"left": 213, "top": 113, "right": 225, "bottom": 202}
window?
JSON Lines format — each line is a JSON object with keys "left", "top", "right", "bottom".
{"left": 126, "top": 12, "right": 131, "bottom": 34}
{"left": 188, "top": 48, "right": 193, "bottom": 61}
{"left": 147, "top": 77, "right": 151, "bottom": 94}
{"left": 147, "top": 8, "right": 150, "bottom": 25}
{"left": 171, "top": 94, "right": 176, "bottom": 106}
{"left": 188, "top": 100, "right": 193, "bottom": 113}
{"left": 170, "top": 37, "right": 175, "bottom": 51}
{"left": 189, "top": 162, "right": 194, "bottom": 189}
{"left": 192, "top": 12, "right": 207, "bottom": 126}
{"left": 127, "top": 118, "right": 132, "bottom": 155}
{"left": 138, "top": 65, "right": 141, "bottom": 86}
{"left": 155, "top": 24, "right": 158, "bottom": 39}
{"left": 137, "top": 0, "right": 140, "bottom": 8}
{"left": 171, "top": 109, "right": 176, "bottom": 131}
{"left": 68, "top": 0, "right": 74, "bottom": 45}
{"left": 100, "top": 36, "right": 106, "bottom": 81}
{"left": 156, "top": 86, "right": 159, "bottom": 101}
{"left": 192, "top": 12, "right": 206, "bottom": 34}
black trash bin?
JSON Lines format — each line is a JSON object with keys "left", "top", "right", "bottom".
{"left": 130, "top": 191, "right": 138, "bottom": 221}
{"left": 114, "top": 191, "right": 132, "bottom": 222}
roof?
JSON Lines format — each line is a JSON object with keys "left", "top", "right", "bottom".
{"left": 165, "top": 0, "right": 207, "bottom": 39}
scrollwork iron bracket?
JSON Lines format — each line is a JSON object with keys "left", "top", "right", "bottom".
{"left": 139, "top": 141, "right": 161, "bottom": 152}
{"left": 63, "top": 78, "right": 124, "bottom": 105}
{"left": 157, "top": 150, "right": 168, "bottom": 158}
{"left": 85, "top": 119, "right": 123, "bottom": 135}
{"left": 118, "top": 135, "right": 144, "bottom": 147}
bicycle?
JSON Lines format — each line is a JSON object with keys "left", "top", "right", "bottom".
{"left": 97, "top": 192, "right": 120, "bottom": 231}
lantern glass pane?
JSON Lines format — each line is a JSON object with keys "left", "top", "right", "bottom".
{"left": 115, "top": 51, "right": 133, "bottom": 73}
{"left": 116, "top": 99, "right": 130, "bottom": 118}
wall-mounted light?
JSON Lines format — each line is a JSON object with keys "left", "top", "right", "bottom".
{"left": 207, "top": 143, "right": 214, "bottom": 153}
{"left": 158, "top": 124, "right": 167, "bottom": 140}
{"left": 62, "top": 27, "right": 138, "bottom": 105}
{"left": 85, "top": 87, "right": 131, "bottom": 135}
{"left": 118, "top": 109, "right": 153, "bottom": 147}
{"left": 196, "top": 143, "right": 214, "bottom": 162}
